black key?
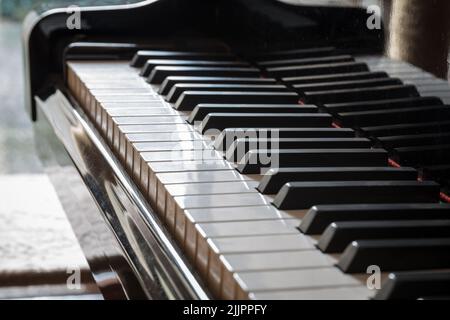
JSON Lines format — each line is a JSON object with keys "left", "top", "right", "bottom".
{"left": 159, "top": 77, "right": 277, "bottom": 95}
{"left": 273, "top": 181, "right": 439, "bottom": 210}
{"left": 140, "top": 59, "right": 249, "bottom": 77}
{"left": 392, "top": 144, "right": 450, "bottom": 166}
{"left": 253, "top": 46, "right": 336, "bottom": 60}
{"left": 299, "top": 203, "right": 450, "bottom": 234}
{"left": 167, "top": 84, "right": 289, "bottom": 103}
{"left": 188, "top": 104, "right": 317, "bottom": 123}
{"left": 267, "top": 61, "right": 369, "bottom": 78}
{"left": 375, "top": 271, "right": 450, "bottom": 300}
{"left": 282, "top": 71, "right": 388, "bottom": 85}
{"left": 258, "top": 55, "right": 353, "bottom": 68}
{"left": 362, "top": 121, "right": 450, "bottom": 137}
{"left": 258, "top": 167, "right": 417, "bottom": 194}
{"left": 148, "top": 67, "right": 260, "bottom": 84}
{"left": 176, "top": 91, "right": 299, "bottom": 111}
{"left": 338, "top": 105, "right": 450, "bottom": 127}
{"left": 303, "top": 85, "right": 419, "bottom": 104}
{"left": 227, "top": 138, "right": 372, "bottom": 162}
{"left": 130, "top": 50, "right": 234, "bottom": 68}
{"left": 215, "top": 128, "right": 355, "bottom": 151}
{"left": 199, "top": 113, "right": 332, "bottom": 133}
{"left": 324, "top": 97, "right": 443, "bottom": 114}
{"left": 378, "top": 132, "right": 450, "bottom": 149}
{"left": 295, "top": 78, "right": 401, "bottom": 94}
{"left": 237, "top": 149, "right": 388, "bottom": 174}
{"left": 338, "top": 238, "right": 450, "bottom": 273}
{"left": 319, "top": 220, "right": 450, "bottom": 253}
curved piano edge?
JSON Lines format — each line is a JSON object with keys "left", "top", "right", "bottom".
{"left": 21, "top": 0, "right": 170, "bottom": 122}
{"left": 34, "top": 87, "right": 211, "bottom": 300}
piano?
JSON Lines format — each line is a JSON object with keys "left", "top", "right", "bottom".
{"left": 23, "top": 0, "right": 450, "bottom": 300}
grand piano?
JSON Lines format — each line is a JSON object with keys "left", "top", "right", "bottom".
{"left": 23, "top": 0, "right": 450, "bottom": 300}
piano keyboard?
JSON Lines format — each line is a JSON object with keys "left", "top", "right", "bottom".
{"left": 66, "top": 46, "right": 450, "bottom": 300}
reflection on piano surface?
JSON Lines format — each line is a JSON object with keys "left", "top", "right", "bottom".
{"left": 24, "top": 0, "right": 450, "bottom": 299}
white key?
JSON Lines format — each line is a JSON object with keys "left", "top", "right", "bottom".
{"left": 208, "top": 234, "right": 314, "bottom": 255}
{"left": 190, "top": 219, "right": 300, "bottom": 281}
{"left": 134, "top": 140, "right": 212, "bottom": 152}
{"left": 102, "top": 101, "right": 167, "bottom": 108}
{"left": 126, "top": 131, "right": 201, "bottom": 142}
{"left": 117, "top": 125, "right": 195, "bottom": 161}
{"left": 187, "top": 204, "right": 295, "bottom": 223}
{"left": 165, "top": 181, "right": 258, "bottom": 197}
{"left": 113, "top": 116, "right": 186, "bottom": 125}
{"left": 210, "top": 250, "right": 338, "bottom": 298}
{"left": 141, "top": 149, "right": 221, "bottom": 163}
{"left": 232, "top": 268, "right": 363, "bottom": 299}
{"left": 175, "top": 206, "right": 303, "bottom": 260}
{"left": 129, "top": 140, "right": 215, "bottom": 179}
{"left": 84, "top": 81, "right": 148, "bottom": 89}
{"left": 91, "top": 88, "right": 153, "bottom": 94}
{"left": 149, "top": 160, "right": 232, "bottom": 173}
{"left": 157, "top": 170, "right": 250, "bottom": 185}
{"left": 196, "top": 219, "right": 299, "bottom": 239}
{"left": 159, "top": 178, "right": 265, "bottom": 229}
{"left": 106, "top": 108, "right": 178, "bottom": 116}
{"left": 223, "top": 250, "right": 337, "bottom": 272}
{"left": 119, "top": 124, "right": 192, "bottom": 133}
